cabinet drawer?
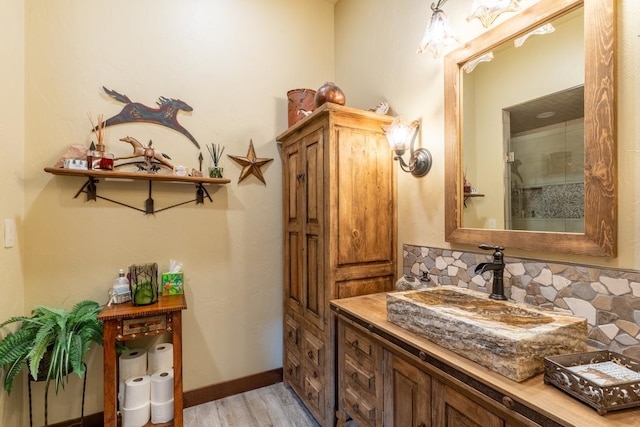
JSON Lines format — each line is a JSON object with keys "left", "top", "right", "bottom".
{"left": 345, "top": 353, "right": 376, "bottom": 394}
{"left": 117, "top": 314, "right": 168, "bottom": 341}
{"left": 303, "top": 375, "right": 325, "bottom": 419}
{"left": 284, "top": 352, "right": 301, "bottom": 388}
{"left": 345, "top": 325, "right": 375, "bottom": 359}
{"left": 284, "top": 314, "right": 301, "bottom": 353}
{"left": 344, "top": 386, "right": 376, "bottom": 426}
{"left": 303, "top": 330, "right": 325, "bottom": 370}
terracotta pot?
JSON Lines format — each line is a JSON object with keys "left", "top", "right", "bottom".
{"left": 314, "top": 82, "right": 346, "bottom": 107}
{"left": 287, "top": 89, "right": 316, "bottom": 127}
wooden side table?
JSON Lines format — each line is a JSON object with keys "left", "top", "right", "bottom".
{"left": 98, "top": 294, "right": 187, "bottom": 427}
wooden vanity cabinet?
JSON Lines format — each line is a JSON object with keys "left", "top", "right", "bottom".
{"left": 333, "top": 294, "right": 640, "bottom": 427}
{"left": 337, "top": 318, "right": 534, "bottom": 427}
{"left": 277, "top": 103, "right": 396, "bottom": 426}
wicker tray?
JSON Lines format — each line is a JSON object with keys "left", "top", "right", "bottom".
{"left": 544, "top": 350, "right": 640, "bottom": 415}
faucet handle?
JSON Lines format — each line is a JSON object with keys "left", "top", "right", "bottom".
{"left": 478, "top": 244, "right": 505, "bottom": 252}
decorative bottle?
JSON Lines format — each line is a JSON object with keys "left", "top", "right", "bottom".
{"left": 109, "top": 269, "right": 131, "bottom": 304}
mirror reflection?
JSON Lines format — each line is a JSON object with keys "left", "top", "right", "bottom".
{"left": 461, "top": 7, "right": 584, "bottom": 232}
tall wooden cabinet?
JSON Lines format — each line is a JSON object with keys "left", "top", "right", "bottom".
{"left": 277, "top": 103, "right": 397, "bottom": 426}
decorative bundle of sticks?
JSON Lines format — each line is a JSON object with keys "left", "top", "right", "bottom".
{"left": 207, "top": 143, "right": 225, "bottom": 166}
{"left": 87, "top": 113, "right": 105, "bottom": 147}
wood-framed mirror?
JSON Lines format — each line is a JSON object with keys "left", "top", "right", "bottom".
{"left": 444, "top": 0, "right": 616, "bottom": 257}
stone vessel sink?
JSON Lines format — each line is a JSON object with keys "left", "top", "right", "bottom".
{"left": 386, "top": 286, "right": 587, "bottom": 382}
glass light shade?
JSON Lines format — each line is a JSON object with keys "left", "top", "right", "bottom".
{"left": 417, "top": 8, "right": 459, "bottom": 59}
{"left": 384, "top": 117, "right": 416, "bottom": 152}
{"left": 514, "top": 23, "right": 555, "bottom": 47}
{"left": 467, "top": 0, "right": 520, "bottom": 28}
{"left": 462, "top": 52, "right": 494, "bottom": 73}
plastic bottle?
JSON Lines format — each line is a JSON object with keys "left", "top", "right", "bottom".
{"left": 111, "top": 269, "right": 131, "bottom": 303}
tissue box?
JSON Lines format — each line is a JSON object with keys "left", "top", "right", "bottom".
{"left": 161, "top": 272, "right": 184, "bottom": 296}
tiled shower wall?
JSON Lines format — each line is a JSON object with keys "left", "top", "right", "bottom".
{"left": 402, "top": 244, "right": 640, "bottom": 359}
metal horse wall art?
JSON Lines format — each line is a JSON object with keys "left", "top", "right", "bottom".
{"left": 96, "top": 86, "right": 201, "bottom": 149}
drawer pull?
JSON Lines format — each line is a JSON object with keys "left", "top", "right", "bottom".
{"left": 288, "top": 330, "right": 293, "bottom": 338}
{"left": 502, "top": 396, "right": 515, "bottom": 409}
{"left": 418, "top": 351, "right": 428, "bottom": 361}
{"left": 352, "top": 402, "right": 359, "bottom": 412}
{"left": 307, "top": 392, "right": 313, "bottom": 400}
{"left": 419, "top": 424, "right": 426, "bottom": 427}
{"left": 308, "top": 350, "right": 314, "bottom": 360}
{"left": 351, "top": 372, "right": 358, "bottom": 380}
{"left": 351, "top": 339, "right": 359, "bottom": 349}
{"left": 287, "top": 368, "right": 293, "bottom": 375}
{"left": 313, "top": 370, "right": 318, "bottom": 378}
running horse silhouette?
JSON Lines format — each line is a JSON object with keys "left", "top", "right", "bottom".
{"left": 96, "top": 86, "right": 200, "bottom": 149}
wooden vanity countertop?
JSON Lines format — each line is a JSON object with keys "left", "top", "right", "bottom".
{"left": 330, "top": 292, "right": 640, "bottom": 427}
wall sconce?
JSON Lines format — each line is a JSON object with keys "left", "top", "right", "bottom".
{"left": 383, "top": 117, "right": 432, "bottom": 177}
{"left": 417, "top": 0, "right": 459, "bottom": 59}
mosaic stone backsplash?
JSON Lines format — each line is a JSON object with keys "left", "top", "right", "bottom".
{"left": 402, "top": 244, "right": 640, "bottom": 359}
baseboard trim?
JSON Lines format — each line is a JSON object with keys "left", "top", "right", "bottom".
{"left": 48, "top": 368, "right": 283, "bottom": 427}
{"left": 183, "top": 368, "right": 283, "bottom": 408}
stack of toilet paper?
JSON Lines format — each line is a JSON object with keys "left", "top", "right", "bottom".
{"left": 149, "top": 343, "right": 174, "bottom": 424}
{"left": 118, "top": 343, "right": 175, "bottom": 426}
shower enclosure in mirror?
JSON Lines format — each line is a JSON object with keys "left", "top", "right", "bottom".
{"left": 506, "top": 86, "right": 584, "bottom": 232}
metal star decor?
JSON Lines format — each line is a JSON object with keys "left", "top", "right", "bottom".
{"left": 228, "top": 139, "right": 273, "bottom": 184}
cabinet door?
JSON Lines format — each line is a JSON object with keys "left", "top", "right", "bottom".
{"left": 282, "top": 141, "right": 303, "bottom": 313}
{"left": 383, "top": 350, "right": 431, "bottom": 427}
{"left": 433, "top": 378, "right": 505, "bottom": 427}
{"left": 301, "top": 129, "right": 325, "bottom": 330}
{"left": 335, "top": 126, "right": 394, "bottom": 266}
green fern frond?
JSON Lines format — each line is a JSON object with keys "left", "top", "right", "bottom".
{"left": 3, "top": 353, "right": 28, "bottom": 394}
{"left": 0, "top": 315, "right": 31, "bottom": 329}
{"left": 68, "top": 334, "right": 84, "bottom": 375}
{"left": 0, "top": 328, "right": 37, "bottom": 365}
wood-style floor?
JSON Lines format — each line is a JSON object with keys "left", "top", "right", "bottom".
{"left": 184, "top": 382, "right": 320, "bottom": 427}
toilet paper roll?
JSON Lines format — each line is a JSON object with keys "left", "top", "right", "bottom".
{"left": 151, "top": 398, "right": 174, "bottom": 424}
{"left": 123, "top": 375, "right": 151, "bottom": 409}
{"left": 122, "top": 401, "right": 150, "bottom": 427}
{"left": 119, "top": 348, "right": 147, "bottom": 382}
{"left": 148, "top": 343, "right": 173, "bottom": 374}
{"left": 118, "top": 381, "right": 124, "bottom": 408}
{"left": 150, "top": 369, "right": 174, "bottom": 403}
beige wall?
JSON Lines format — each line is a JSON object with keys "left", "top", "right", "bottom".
{"left": 0, "top": 0, "right": 26, "bottom": 425}
{"left": 16, "top": 0, "right": 334, "bottom": 425}
{"left": 336, "top": 0, "right": 639, "bottom": 269}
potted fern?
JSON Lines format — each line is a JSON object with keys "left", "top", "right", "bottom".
{"left": 0, "top": 300, "right": 103, "bottom": 394}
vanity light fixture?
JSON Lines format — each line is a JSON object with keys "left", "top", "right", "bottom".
{"left": 536, "top": 111, "right": 556, "bottom": 119}
{"left": 383, "top": 117, "right": 432, "bottom": 177}
{"left": 467, "top": 0, "right": 521, "bottom": 28}
{"left": 417, "top": 0, "right": 459, "bottom": 59}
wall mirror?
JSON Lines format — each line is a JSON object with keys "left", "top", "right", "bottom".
{"left": 444, "top": 0, "right": 616, "bottom": 256}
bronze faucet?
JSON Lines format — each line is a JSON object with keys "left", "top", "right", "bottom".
{"left": 474, "top": 244, "right": 507, "bottom": 300}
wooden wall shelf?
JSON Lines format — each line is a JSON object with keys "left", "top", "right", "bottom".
{"left": 463, "top": 192, "right": 484, "bottom": 208}
{"left": 44, "top": 167, "right": 230, "bottom": 214}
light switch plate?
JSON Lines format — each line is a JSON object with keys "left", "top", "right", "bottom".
{"left": 4, "top": 219, "right": 15, "bottom": 248}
